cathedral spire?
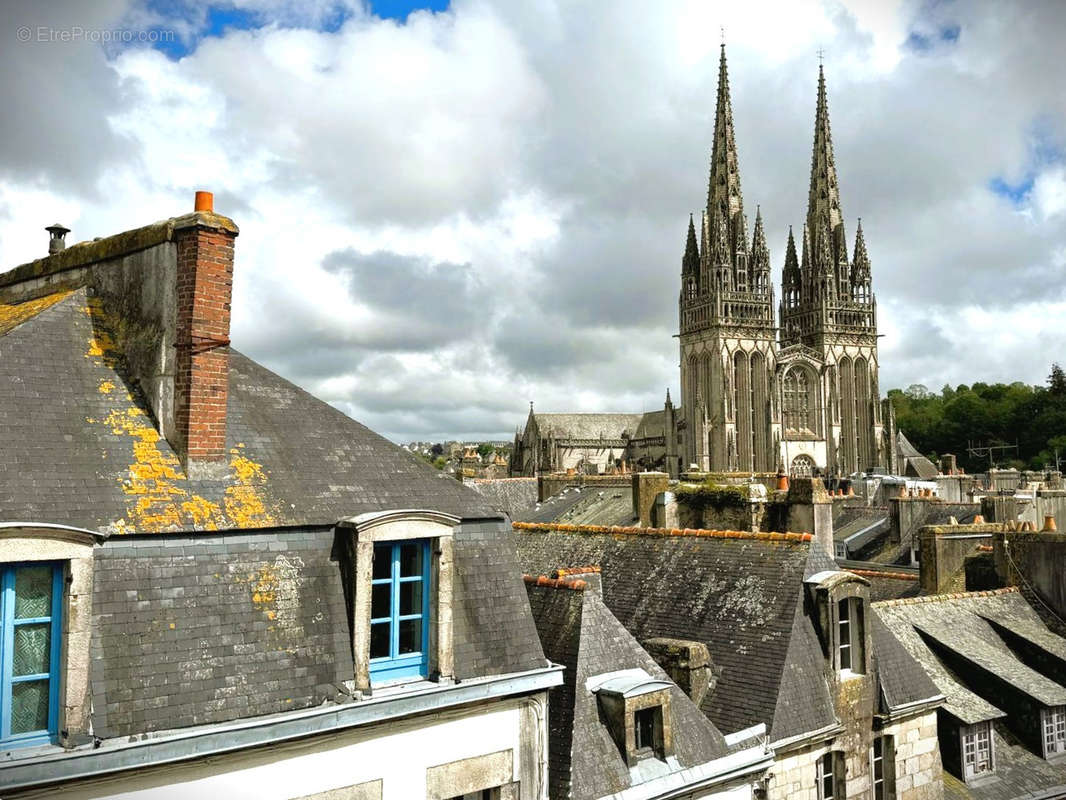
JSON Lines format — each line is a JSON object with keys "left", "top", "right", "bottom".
{"left": 706, "top": 44, "right": 744, "bottom": 229}
{"left": 806, "top": 64, "right": 843, "bottom": 238}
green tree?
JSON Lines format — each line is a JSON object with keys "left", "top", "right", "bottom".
{"left": 1049, "top": 363, "right": 1066, "bottom": 396}
{"left": 477, "top": 442, "right": 495, "bottom": 459}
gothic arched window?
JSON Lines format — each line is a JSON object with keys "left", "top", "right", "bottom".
{"left": 791, "top": 454, "right": 816, "bottom": 477}
{"left": 783, "top": 366, "right": 817, "bottom": 434}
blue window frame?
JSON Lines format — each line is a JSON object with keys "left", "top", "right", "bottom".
{"left": 0, "top": 563, "right": 63, "bottom": 747}
{"left": 370, "top": 540, "right": 430, "bottom": 683}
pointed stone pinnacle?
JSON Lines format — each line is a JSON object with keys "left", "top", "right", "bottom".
{"left": 806, "top": 63, "right": 843, "bottom": 238}
{"left": 682, "top": 214, "right": 700, "bottom": 275}
{"left": 853, "top": 218, "right": 870, "bottom": 271}
{"left": 706, "top": 43, "right": 745, "bottom": 238}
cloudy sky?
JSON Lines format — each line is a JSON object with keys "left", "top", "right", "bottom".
{"left": 1, "top": 0, "right": 1064, "bottom": 442}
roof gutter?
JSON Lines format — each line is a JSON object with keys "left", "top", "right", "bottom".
{"left": 769, "top": 721, "right": 846, "bottom": 754}
{"left": 878, "top": 694, "right": 945, "bottom": 722}
{"left": 0, "top": 665, "right": 563, "bottom": 792}
{"left": 602, "top": 742, "right": 774, "bottom": 800}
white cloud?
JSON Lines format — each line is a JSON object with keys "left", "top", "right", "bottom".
{"left": 1032, "top": 165, "right": 1066, "bottom": 220}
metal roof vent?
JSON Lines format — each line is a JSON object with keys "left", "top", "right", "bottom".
{"left": 46, "top": 223, "right": 70, "bottom": 254}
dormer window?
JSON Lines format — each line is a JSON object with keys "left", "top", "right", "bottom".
{"left": 837, "top": 596, "right": 865, "bottom": 675}
{"left": 339, "top": 510, "right": 460, "bottom": 696}
{"left": 589, "top": 669, "right": 673, "bottom": 766}
{"left": 962, "top": 722, "right": 993, "bottom": 780}
{"left": 1042, "top": 706, "right": 1066, "bottom": 758}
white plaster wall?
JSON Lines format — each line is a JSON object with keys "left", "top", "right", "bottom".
{"left": 23, "top": 697, "right": 544, "bottom": 800}
{"left": 696, "top": 780, "right": 757, "bottom": 800}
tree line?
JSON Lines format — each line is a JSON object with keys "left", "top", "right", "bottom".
{"left": 887, "top": 364, "right": 1066, "bottom": 473}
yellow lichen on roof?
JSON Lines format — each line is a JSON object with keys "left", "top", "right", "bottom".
{"left": 224, "top": 450, "right": 278, "bottom": 527}
{"left": 83, "top": 295, "right": 281, "bottom": 533}
{"left": 104, "top": 405, "right": 224, "bottom": 532}
{"left": 0, "top": 290, "right": 73, "bottom": 336}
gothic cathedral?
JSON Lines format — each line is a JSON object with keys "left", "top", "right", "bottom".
{"left": 679, "top": 46, "right": 887, "bottom": 477}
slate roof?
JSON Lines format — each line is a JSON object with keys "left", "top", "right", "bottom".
{"left": 465, "top": 478, "right": 538, "bottom": 518}
{"left": 833, "top": 511, "right": 890, "bottom": 554}
{"left": 515, "top": 525, "right": 837, "bottom": 740}
{"left": 838, "top": 561, "right": 921, "bottom": 602}
{"left": 631, "top": 409, "right": 668, "bottom": 440}
{"left": 0, "top": 288, "right": 497, "bottom": 533}
{"left": 514, "top": 487, "right": 592, "bottom": 524}
{"left": 869, "top": 612, "right": 942, "bottom": 714}
{"left": 90, "top": 518, "right": 547, "bottom": 740}
{"left": 516, "top": 487, "right": 637, "bottom": 528}
{"left": 873, "top": 590, "right": 1045, "bottom": 725}
{"left": 532, "top": 413, "right": 644, "bottom": 441}
{"left": 898, "top": 432, "right": 938, "bottom": 480}
{"left": 525, "top": 579, "right": 728, "bottom": 800}
{"left": 886, "top": 589, "right": 1066, "bottom": 799}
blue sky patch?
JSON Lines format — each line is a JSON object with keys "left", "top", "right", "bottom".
{"left": 906, "top": 23, "right": 962, "bottom": 53}
{"left": 989, "top": 123, "right": 1065, "bottom": 207}
{"left": 989, "top": 175, "right": 1035, "bottom": 205}
{"left": 136, "top": 0, "right": 353, "bottom": 59}
{"left": 371, "top": 0, "right": 449, "bottom": 21}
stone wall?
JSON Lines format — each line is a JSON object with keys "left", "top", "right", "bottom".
{"left": 885, "top": 710, "right": 943, "bottom": 799}
{"left": 993, "top": 530, "right": 1066, "bottom": 621}
{"left": 918, "top": 525, "right": 999, "bottom": 595}
{"left": 536, "top": 473, "right": 630, "bottom": 502}
{"left": 766, "top": 709, "right": 942, "bottom": 800}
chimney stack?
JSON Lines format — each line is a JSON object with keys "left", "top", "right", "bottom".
{"left": 46, "top": 223, "right": 70, "bottom": 254}
{"left": 172, "top": 191, "right": 236, "bottom": 478}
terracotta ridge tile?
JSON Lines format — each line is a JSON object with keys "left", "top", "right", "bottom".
{"left": 523, "top": 574, "right": 587, "bottom": 591}
{"left": 553, "top": 566, "right": 601, "bottom": 577}
{"left": 846, "top": 568, "right": 917, "bottom": 581}
{"left": 512, "top": 521, "right": 813, "bottom": 543}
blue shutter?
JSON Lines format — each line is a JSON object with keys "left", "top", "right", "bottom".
{"left": 369, "top": 541, "right": 431, "bottom": 683}
{"left": 0, "top": 563, "right": 62, "bottom": 746}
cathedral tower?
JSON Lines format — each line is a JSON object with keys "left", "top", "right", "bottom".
{"left": 778, "top": 65, "right": 882, "bottom": 475}
{"left": 678, "top": 44, "right": 777, "bottom": 473}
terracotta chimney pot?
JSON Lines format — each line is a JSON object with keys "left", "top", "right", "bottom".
{"left": 194, "top": 190, "right": 214, "bottom": 212}
{"left": 973, "top": 514, "right": 985, "bottom": 524}
{"left": 776, "top": 472, "right": 789, "bottom": 491}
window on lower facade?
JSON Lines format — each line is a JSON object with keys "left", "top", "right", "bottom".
{"left": 837, "top": 596, "right": 865, "bottom": 674}
{"left": 370, "top": 540, "right": 430, "bottom": 683}
{"left": 1, "top": 562, "right": 63, "bottom": 746}
{"left": 817, "top": 750, "right": 843, "bottom": 800}
{"left": 872, "top": 734, "right": 896, "bottom": 799}
{"left": 1043, "top": 706, "right": 1066, "bottom": 758}
{"left": 962, "top": 722, "right": 993, "bottom": 780}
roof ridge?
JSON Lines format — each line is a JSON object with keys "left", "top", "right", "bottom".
{"left": 846, "top": 568, "right": 916, "bottom": 582}
{"left": 872, "top": 586, "right": 1018, "bottom": 608}
{"left": 523, "top": 574, "right": 587, "bottom": 591}
{"left": 0, "top": 288, "right": 76, "bottom": 337}
{"left": 513, "top": 521, "right": 813, "bottom": 543}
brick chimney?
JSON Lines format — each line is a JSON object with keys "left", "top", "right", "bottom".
{"left": 172, "top": 192, "right": 237, "bottom": 478}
